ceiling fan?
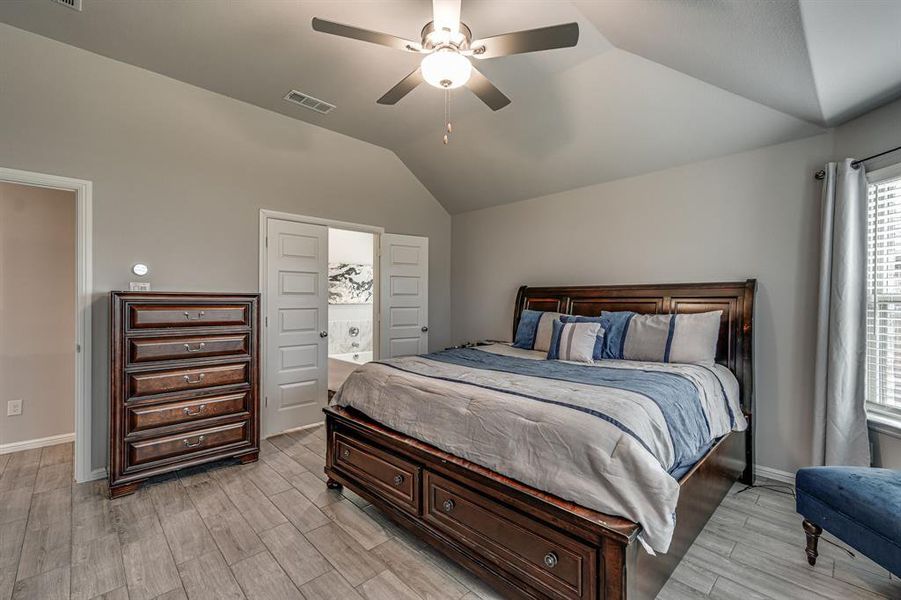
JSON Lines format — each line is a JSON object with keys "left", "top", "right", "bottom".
{"left": 311, "top": 0, "right": 580, "bottom": 113}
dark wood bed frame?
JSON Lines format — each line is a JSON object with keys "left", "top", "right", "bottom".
{"left": 324, "top": 280, "right": 755, "bottom": 599}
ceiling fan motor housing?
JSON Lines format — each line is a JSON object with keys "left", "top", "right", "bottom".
{"left": 421, "top": 21, "right": 472, "bottom": 51}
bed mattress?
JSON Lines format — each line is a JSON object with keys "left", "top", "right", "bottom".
{"left": 331, "top": 343, "right": 746, "bottom": 553}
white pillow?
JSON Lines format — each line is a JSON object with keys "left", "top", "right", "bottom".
{"left": 547, "top": 320, "right": 604, "bottom": 363}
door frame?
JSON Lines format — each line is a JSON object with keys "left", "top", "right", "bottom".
{"left": 0, "top": 166, "right": 93, "bottom": 483}
{"left": 258, "top": 209, "right": 383, "bottom": 437}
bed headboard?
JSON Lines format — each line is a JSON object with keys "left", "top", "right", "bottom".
{"left": 513, "top": 280, "right": 756, "bottom": 414}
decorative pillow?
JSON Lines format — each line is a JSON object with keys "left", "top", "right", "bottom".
{"left": 547, "top": 320, "right": 604, "bottom": 363}
{"left": 602, "top": 310, "right": 722, "bottom": 364}
{"left": 513, "top": 310, "right": 564, "bottom": 352}
{"left": 558, "top": 315, "right": 606, "bottom": 360}
{"left": 562, "top": 313, "right": 633, "bottom": 359}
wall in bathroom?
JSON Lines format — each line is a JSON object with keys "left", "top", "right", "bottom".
{"left": 328, "top": 229, "right": 373, "bottom": 355}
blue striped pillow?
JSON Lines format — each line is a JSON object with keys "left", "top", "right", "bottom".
{"left": 600, "top": 310, "right": 721, "bottom": 364}
{"left": 547, "top": 320, "right": 604, "bottom": 363}
{"left": 561, "top": 313, "right": 633, "bottom": 359}
{"left": 514, "top": 310, "right": 563, "bottom": 351}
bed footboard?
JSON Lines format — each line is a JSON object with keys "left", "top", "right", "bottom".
{"left": 324, "top": 406, "right": 744, "bottom": 600}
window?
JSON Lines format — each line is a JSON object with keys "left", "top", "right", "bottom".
{"left": 866, "top": 172, "right": 901, "bottom": 420}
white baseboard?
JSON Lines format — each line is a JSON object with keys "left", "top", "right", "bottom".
{"left": 754, "top": 463, "right": 795, "bottom": 485}
{"left": 0, "top": 432, "right": 75, "bottom": 455}
{"left": 88, "top": 467, "right": 107, "bottom": 482}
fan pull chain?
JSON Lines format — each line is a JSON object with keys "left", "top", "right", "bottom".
{"left": 443, "top": 89, "right": 452, "bottom": 145}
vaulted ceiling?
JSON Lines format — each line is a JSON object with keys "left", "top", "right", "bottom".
{"left": 2, "top": 0, "right": 899, "bottom": 213}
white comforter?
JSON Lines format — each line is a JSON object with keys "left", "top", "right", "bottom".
{"left": 332, "top": 344, "right": 745, "bottom": 553}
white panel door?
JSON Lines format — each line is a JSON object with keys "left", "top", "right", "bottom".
{"left": 380, "top": 234, "right": 428, "bottom": 358}
{"left": 265, "top": 219, "right": 328, "bottom": 436}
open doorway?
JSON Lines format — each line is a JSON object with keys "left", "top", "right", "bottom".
{"left": 0, "top": 168, "right": 93, "bottom": 484}
{"left": 259, "top": 210, "right": 381, "bottom": 438}
{"left": 259, "top": 210, "right": 429, "bottom": 438}
{"left": 327, "top": 228, "right": 375, "bottom": 374}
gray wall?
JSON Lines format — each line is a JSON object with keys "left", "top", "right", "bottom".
{"left": 0, "top": 183, "right": 76, "bottom": 446}
{"left": 0, "top": 24, "right": 451, "bottom": 472}
{"left": 453, "top": 94, "right": 901, "bottom": 475}
{"left": 452, "top": 134, "right": 833, "bottom": 475}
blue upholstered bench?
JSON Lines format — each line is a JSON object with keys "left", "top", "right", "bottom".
{"left": 796, "top": 467, "right": 901, "bottom": 577}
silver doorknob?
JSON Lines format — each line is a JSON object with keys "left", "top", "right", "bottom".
{"left": 320, "top": 331, "right": 328, "bottom": 338}
{"left": 421, "top": 326, "right": 429, "bottom": 332}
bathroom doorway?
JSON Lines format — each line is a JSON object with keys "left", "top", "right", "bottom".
{"left": 259, "top": 210, "right": 383, "bottom": 437}
{"left": 260, "top": 209, "right": 428, "bottom": 435}
{"left": 327, "top": 228, "right": 376, "bottom": 388}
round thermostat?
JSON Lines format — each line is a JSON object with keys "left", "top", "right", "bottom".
{"left": 132, "top": 263, "right": 149, "bottom": 277}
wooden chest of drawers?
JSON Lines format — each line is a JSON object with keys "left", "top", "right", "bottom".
{"left": 109, "top": 292, "right": 260, "bottom": 498}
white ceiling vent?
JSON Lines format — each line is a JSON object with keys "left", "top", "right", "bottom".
{"left": 51, "top": 0, "right": 82, "bottom": 11}
{"left": 283, "top": 90, "right": 335, "bottom": 115}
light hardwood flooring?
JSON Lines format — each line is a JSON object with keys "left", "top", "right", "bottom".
{"left": 0, "top": 428, "right": 897, "bottom": 600}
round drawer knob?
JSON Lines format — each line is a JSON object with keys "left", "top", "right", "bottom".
{"left": 393, "top": 474, "right": 404, "bottom": 486}
{"left": 543, "top": 552, "right": 558, "bottom": 569}
{"left": 442, "top": 499, "right": 455, "bottom": 513}
{"left": 341, "top": 448, "right": 350, "bottom": 459}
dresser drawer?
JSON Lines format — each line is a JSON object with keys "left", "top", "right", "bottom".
{"left": 126, "top": 392, "right": 249, "bottom": 434}
{"left": 127, "top": 363, "right": 249, "bottom": 398}
{"left": 128, "top": 303, "right": 250, "bottom": 329}
{"left": 127, "top": 421, "right": 249, "bottom": 467}
{"left": 332, "top": 432, "right": 420, "bottom": 514}
{"left": 128, "top": 333, "right": 250, "bottom": 364}
{"left": 423, "top": 472, "right": 594, "bottom": 600}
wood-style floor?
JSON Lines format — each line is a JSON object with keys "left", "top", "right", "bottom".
{"left": 0, "top": 428, "right": 898, "bottom": 600}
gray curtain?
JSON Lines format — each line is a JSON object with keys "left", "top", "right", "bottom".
{"left": 813, "top": 159, "right": 871, "bottom": 466}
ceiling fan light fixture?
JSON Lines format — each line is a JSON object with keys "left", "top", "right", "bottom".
{"left": 421, "top": 48, "right": 471, "bottom": 89}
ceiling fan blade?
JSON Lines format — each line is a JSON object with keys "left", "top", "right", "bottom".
{"left": 432, "top": 0, "right": 462, "bottom": 33}
{"left": 312, "top": 17, "right": 421, "bottom": 52}
{"left": 377, "top": 68, "right": 425, "bottom": 105}
{"left": 466, "top": 67, "right": 511, "bottom": 111}
{"left": 471, "top": 23, "right": 579, "bottom": 59}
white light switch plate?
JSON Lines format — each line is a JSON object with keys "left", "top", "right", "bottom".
{"left": 130, "top": 281, "right": 151, "bottom": 291}
{"left": 7, "top": 399, "right": 22, "bottom": 417}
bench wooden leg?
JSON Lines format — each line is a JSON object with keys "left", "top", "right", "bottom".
{"left": 802, "top": 519, "right": 823, "bottom": 566}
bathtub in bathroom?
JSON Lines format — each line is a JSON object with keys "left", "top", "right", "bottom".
{"left": 329, "top": 351, "right": 372, "bottom": 365}
{"left": 328, "top": 352, "right": 373, "bottom": 393}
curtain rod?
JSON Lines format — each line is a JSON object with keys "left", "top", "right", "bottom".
{"left": 814, "top": 143, "right": 901, "bottom": 180}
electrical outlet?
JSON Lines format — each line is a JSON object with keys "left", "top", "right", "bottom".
{"left": 7, "top": 399, "right": 22, "bottom": 417}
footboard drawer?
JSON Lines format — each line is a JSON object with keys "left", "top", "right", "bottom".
{"left": 332, "top": 432, "right": 420, "bottom": 515}
{"left": 423, "top": 471, "right": 596, "bottom": 600}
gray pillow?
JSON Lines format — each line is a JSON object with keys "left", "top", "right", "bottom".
{"left": 613, "top": 310, "right": 722, "bottom": 364}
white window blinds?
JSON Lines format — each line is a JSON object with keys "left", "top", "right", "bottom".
{"left": 866, "top": 174, "right": 901, "bottom": 415}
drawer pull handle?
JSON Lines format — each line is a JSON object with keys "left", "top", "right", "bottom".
{"left": 183, "top": 435, "right": 206, "bottom": 448}
{"left": 183, "top": 373, "right": 205, "bottom": 384}
{"left": 184, "top": 342, "right": 206, "bottom": 352}
{"left": 543, "top": 552, "right": 558, "bottom": 569}
{"left": 183, "top": 404, "right": 206, "bottom": 416}
{"left": 183, "top": 311, "right": 206, "bottom": 320}
{"left": 341, "top": 448, "right": 350, "bottom": 459}
{"left": 393, "top": 474, "right": 404, "bottom": 486}
{"left": 442, "top": 499, "right": 455, "bottom": 513}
